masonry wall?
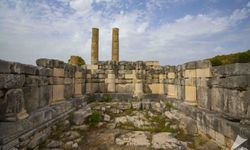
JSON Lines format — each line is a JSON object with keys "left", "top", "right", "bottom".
{"left": 0, "top": 58, "right": 250, "bottom": 149}
{"left": 0, "top": 59, "right": 87, "bottom": 149}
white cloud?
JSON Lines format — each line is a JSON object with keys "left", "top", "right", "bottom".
{"left": 0, "top": 0, "right": 250, "bottom": 65}
{"left": 247, "top": 1, "right": 250, "bottom": 7}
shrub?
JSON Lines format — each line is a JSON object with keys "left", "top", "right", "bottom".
{"left": 87, "top": 111, "right": 101, "bottom": 125}
{"left": 68, "top": 56, "right": 85, "bottom": 66}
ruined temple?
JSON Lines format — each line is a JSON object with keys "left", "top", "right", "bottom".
{"left": 0, "top": 28, "right": 250, "bottom": 150}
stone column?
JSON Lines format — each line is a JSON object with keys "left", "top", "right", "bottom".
{"left": 112, "top": 28, "right": 119, "bottom": 62}
{"left": 91, "top": 28, "right": 99, "bottom": 65}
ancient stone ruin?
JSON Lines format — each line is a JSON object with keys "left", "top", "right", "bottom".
{"left": 0, "top": 28, "right": 250, "bottom": 150}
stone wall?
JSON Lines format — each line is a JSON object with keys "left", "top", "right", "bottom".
{"left": 1, "top": 58, "right": 250, "bottom": 149}
{"left": 0, "top": 58, "right": 87, "bottom": 149}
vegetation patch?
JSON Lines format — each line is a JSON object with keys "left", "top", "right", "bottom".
{"left": 87, "top": 111, "right": 102, "bottom": 125}
{"left": 165, "top": 102, "right": 176, "bottom": 110}
{"left": 209, "top": 50, "right": 250, "bottom": 66}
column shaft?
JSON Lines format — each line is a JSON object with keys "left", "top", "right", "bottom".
{"left": 112, "top": 28, "right": 119, "bottom": 62}
{"left": 91, "top": 28, "right": 99, "bottom": 65}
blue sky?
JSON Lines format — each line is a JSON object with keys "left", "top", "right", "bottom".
{"left": 0, "top": 0, "right": 250, "bottom": 65}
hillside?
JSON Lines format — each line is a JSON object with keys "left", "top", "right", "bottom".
{"left": 208, "top": 50, "right": 250, "bottom": 66}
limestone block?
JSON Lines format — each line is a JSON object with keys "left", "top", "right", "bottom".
{"left": 168, "top": 72, "right": 175, "bottom": 79}
{"left": 212, "top": 63, "right": 250, "bottom": 76}
{"left": 64, "top": 84, "right": 73, "bottom": 99}
{"left": 166, "top": 78, "right": 175, "bottom": 84}
{"left": 134, "top": 82, "right": 144, "bottom": 97}
{"left": 53, "top": 68, "right": 64, "bottom": 77}
{"left": 184, "top": 69, "right": 196, "bottom": 78}
{"left": 52, "top": 85, "right": 64, "bottom": 102}
{"left": 75, "top": 78, "right": 84, "bottom": 84}
{"left": 179, "top": 116, "right": 198, "bottom": 135}
{"left": 92, "top": 83, "right": 99, "bottom": 93}
{"left": 125, "top": 73, "right": 136, "bottom": 79}
{"left": 39, "top": 85, "right": 52, "bottom": 107}
{"left": 148, "top": 84, "right": 162, "bottom": 94}
{"left": 99, "top": 83, "right": 107, "bottom": 93}
{"left": 185, "top": 61, "right": 196, "bottom": 69}
{"left": 86, "top": 83, "right": 99, "bottom": 93}
{"left": 64, "top": 78, "right": 73, "bottom": 84}
{"left": 53, "top": 77, "right": 64, "bottom": 85}
{"left": 81, "top": 83, "right": 86, "bottom": 94}
{"left": 150, "top": 79, "right": 158, "bottom": 84}
{"left": 23, "top": 87, "right": 40, "bottom": 113}
{"left": 176, "top": 85, "right": 185, "bottom": 100}
{"left": 75, "top": 71, "right": 82, "bottom": 78}
{"left": 215, "top": 131, "right": 226, "bottom": 147}
{"left": 64, "top": 64, "right": 75, "bottom": 78}
{"left": 36, "top": 58, "right": 53, "bottom": 68}
{"left": 196, "top": 68, "right": 212, "bottom": 78}
{"left": 196, "top": 78, "right": 209, "bottom": 87}
{"left": 197, "top": 86, "right": 210, "bottom": 110}
{"left": 184, "top": 86, "right": 197, "bottom": 104}
{"left": 211, "top": 75, "right": 250, "bottom": 90}
{"left": 36, "top": 58, "right": 65, "bottom": 68}
{"left": 185, "top": 78, "right": 197, "bottom": 86}
{"left": 196, "top": 60, "right": 211, "bottom": 69}
{"left": 0, "top": 59, "right": 12, "bottom": 73}
{"left": 86, "top": 65, "right": 98, "bottom": 70}
{"left": 1, "top": 89, "right": 28, "bottom": 121}
{"left": 107, "top": 82, "right": 116, "bottom": 93}
{"left": 116, "top": 84, "right": 134, "bottom": 93}
{"left": 210, "top": 87, "right": 224, "bottom": 112}
{"left": 167, "top": 84, "right": 177, "bottom": 98}
{"left": 74, "top": 84, "right": 82, "bottom": 96}
{"left": 86, "top": 74, "right": 92, "bottom": 79}
{"left": 0, "top": 74, "right": 25, "bottom": 89}
{"left": 118, "top": 73, "right": 125, "bottom": 79}
{"left": 98, "top": 73, "right": 106, "bottom": 79}
{"left": 86, "top": 83, "right": 92, "bottom": 93}
{"left": 12, "top": 63, "right": 38, "bottom": 75}
{"left": 224, "top": 89, "right": 249, "bottom": 119}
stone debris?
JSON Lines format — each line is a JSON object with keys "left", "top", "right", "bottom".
{"left": 72, "top": 107, "right": 91, "bottom": 125}
{"left": 104, "top": 114, "right": 111, "bottom": 122}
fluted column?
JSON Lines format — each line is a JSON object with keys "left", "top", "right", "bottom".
{"left": 112, "top": 28, "right": 119, "bottom": 62}
{"left": 91, "top": 28, "right": 99, "bottom": 65}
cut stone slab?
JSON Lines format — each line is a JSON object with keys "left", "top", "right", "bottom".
{"left": 151, "top": 132, "right": 185, "bottom": 150}
{"left": 115, "top": 131, "right": 150, "bottom": 147}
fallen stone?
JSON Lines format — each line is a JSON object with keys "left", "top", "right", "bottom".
{"left": 104, "top": 114, "right": 111, "bottom": 122}
{"left": 72, "top": 143, "right": 78, "bottom": 149}
{"left": 46, "top": 140, "right": 63, "bottom": 148}
{"left": 72, "top": 108, "right": 91, "bottom": 125}
{"left": 71, "top": 125, "right": 89, "bottom": 131}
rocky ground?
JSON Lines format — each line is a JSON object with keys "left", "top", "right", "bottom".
{"left": 40, "top": 100, "right": 221, "bottom": 150}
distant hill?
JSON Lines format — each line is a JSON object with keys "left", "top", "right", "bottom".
{"left": 208, "top": 50, "right": 250, "bottom": 66}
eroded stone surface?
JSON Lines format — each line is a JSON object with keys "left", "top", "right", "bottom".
{"left": 115, "top": 131, "right": 150, "bottom": 147}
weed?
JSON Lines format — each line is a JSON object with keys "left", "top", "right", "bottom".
{"left": 165, "top": 102, "right": 176, "bottom": 110}
{"left": 87, "top": 111, "right": 102, "bottom": 125}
